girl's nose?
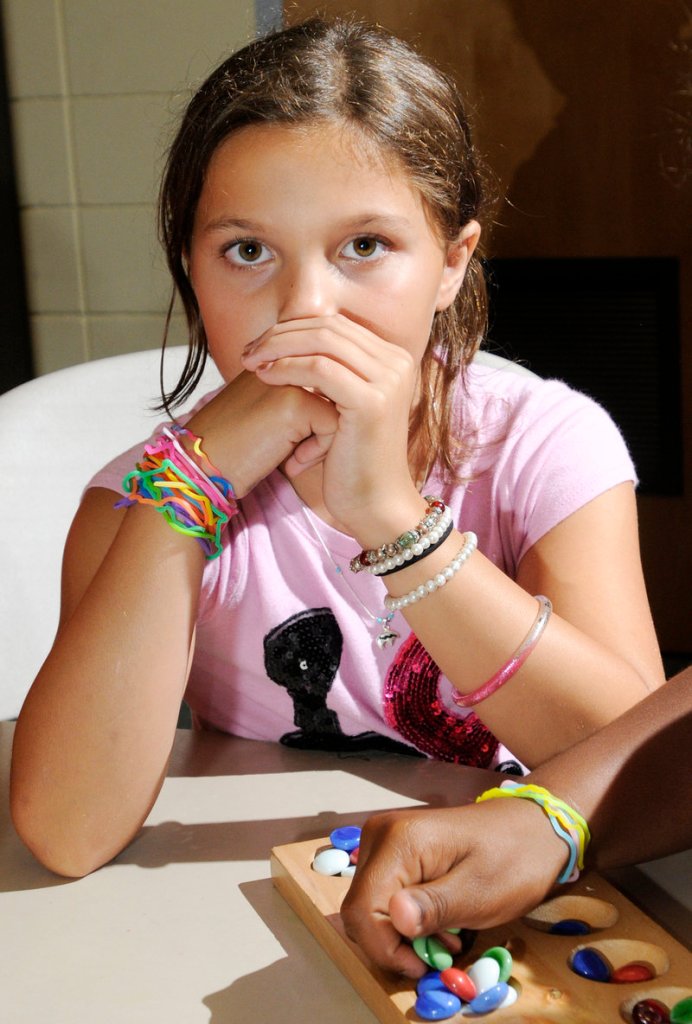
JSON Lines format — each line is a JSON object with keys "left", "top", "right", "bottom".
{"left": 277, "top": 261, "right": 337, "bottom": 322}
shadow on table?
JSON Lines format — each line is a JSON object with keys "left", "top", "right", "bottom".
{"left": 202, "top": 876, "right": 379, "bottom": 1024}
{"left": 1, "top": 730, "right": 495, "bottom": 892}
{"left": 0, "top": 799, "right": 452, "bottom": 893}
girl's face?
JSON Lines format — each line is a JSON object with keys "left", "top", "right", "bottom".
{"left": 188, "top": 122, "right": 479, "bottom": 382}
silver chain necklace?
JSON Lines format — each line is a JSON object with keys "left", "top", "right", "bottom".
{"left": 300, "top": 506, "right": 400, "bottom": 649}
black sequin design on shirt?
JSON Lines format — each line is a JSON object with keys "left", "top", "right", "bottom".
{"left": 263, "top": 608, "right": 420, "bottom": 755}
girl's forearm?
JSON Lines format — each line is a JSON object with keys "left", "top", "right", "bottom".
{"left": 10, "top": 504, "right": 204, "bottom": 877}
{"left": 383, "top": 528, "right": 660, "bottom": 766}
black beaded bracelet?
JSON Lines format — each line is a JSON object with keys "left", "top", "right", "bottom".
{"left": 350, "top": 497, "right": 448, "bottom": 574}
{"left": 375, "top": 519, "right": 454, "bottom": 577}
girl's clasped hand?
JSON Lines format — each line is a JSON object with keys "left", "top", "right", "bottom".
{"left": 193, "top": 310, "right": 420, "bottom": 525}
{"left": 241, "top": 313, "right": 419, "bottom": 518}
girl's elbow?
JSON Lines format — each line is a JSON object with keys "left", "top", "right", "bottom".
{"left": 10, "top": 790, "right": 113, "bottom": 879}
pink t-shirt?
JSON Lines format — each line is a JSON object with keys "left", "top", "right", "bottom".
{"left": 87, "top": 361, "right": 635, "bottom": 770}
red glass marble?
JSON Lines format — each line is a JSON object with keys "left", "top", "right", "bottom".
{"left": 611, "top": 962, "right": 655, "bottom": 983}
{"left": 631, "top": 998, "right": 671, "bottom": 1024}
{"left": 439, "top": 966, "right": 476, "bottom": 1001}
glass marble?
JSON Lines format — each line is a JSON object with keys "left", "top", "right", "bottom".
{"left": 611, "top": 962, "right": 655, "bottom": 983}
{"left": 439, "top": 966, "right": 476, "bottom": 1001}
{"left": 413, "top": 936, "right": 454, "bottom": 971}
{"left": 467, "top": 982, "right": 510, "bottom": 1014}
{"left": 631, "top": 998, "right": 671, "bottom": 1024}
{"left": 312, "top": 847, "right": 350, "bottom": 875}
{"left": 467, "top": 955, "right": 501, "bottom": 993}
{"left": 671, "top": 996, "right": 692, "bottom": 1024}
{"left": 481, "top": 946, "right": 513, "bottom": 983}
{"left": 416, "top": 972, "right": 446, "bottom": 996}
{"left": 414, "top": 989, "right": 462, "bottom": 1020}
{"left": 569, "top": 946, "right": 611, "bottom": 982}
{"left": 329, "top": 826, "right": 361, "bottom": 852}
{"left": 549, "top": 919, "right": 591, "bottom": 935}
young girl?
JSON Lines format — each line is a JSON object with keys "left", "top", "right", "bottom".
{"left": 11, "top": 16, "right": 664, "bottom": 878}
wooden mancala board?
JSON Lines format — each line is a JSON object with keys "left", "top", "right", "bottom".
{"left": 271, "top": 836, "right": 692, "bottom": 1024}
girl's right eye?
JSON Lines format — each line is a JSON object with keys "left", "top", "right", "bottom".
{"left": 223, "top": 239, "right": 272, "bottom": 266}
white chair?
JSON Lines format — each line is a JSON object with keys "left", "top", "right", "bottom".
{"left": 0, "top": 347, "right": 223, "bottom": 719}
{"left": 0, "top": 347, "right": 532, "bottom": 719}
{"left": 474, "top": 349, "right": 536, "bottom": 378}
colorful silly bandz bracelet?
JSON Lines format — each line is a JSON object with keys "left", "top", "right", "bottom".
{"left": 475, "top": 782, "right": 591, "bottom": 885}
{"left": 117, "top": 425, "right": 238, "bottom": 559}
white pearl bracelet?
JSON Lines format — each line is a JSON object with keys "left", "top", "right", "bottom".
{"left": 383, "top": 531, "right": 478, "bottom": 611}
{"left": 368, "top": 508, "right": 454, "bottom": 575}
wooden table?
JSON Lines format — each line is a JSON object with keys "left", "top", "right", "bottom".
{"left": 1, "top": 722, "right": 690, "bottom": 1022}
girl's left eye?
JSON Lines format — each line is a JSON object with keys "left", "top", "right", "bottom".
{"left": 342, "top": 236, "right": 387, "bottom": 260}
{"left": 224, "top": 239, "right": 272, "bottom": 266}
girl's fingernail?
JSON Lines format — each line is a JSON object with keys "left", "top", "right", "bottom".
{"left": 244, "top": 326, "right": 273, "bottom": 356}
{"left": 243, "top": 337, "right": 262, "bottom": 357}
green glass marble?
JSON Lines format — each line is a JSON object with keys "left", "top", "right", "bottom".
{"left": 671, "top": 996, "right": 692, "bottom": 1024}
{"left": 481, "top": 945, "right": 513, "bottom": 983}
{"left": 412, "top": 936, "right": 453, "bottom": 971}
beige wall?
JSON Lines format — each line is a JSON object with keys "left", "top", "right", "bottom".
{"left": 3, "top": 0, "right": 256, "bottom": 374}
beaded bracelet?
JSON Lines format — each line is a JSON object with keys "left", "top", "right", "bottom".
{"left": 117, "top": 425, "right": 238, "bottom": 559}
{"left": 383, "top": 531, "right": 478, "bottom": 611}
{"left": 452, "top": 595, "right": 552, "bottom": 708}
{"left": 371, "top": 516, "right": 454, "bottom": 577}
{"left": 350, "top": 496, "right": 448, "bottom": 574}
{"left": 476, "top": 781, "right": 591, "bottom": 885}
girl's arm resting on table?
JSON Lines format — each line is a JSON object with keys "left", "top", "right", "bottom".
{"left": 10, "top": 487, "right": 204, "bottom": 878}
{"left": 340, "top": 667, "right": 692, "bottom": 978}
{"left": 9, "top": 375, "right": 339, "bottom": 878}
{"left": 377, "top": 480, "right": 664, "bottom": 765}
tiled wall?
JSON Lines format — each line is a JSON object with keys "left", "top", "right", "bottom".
{"left": 2, "top": 1, "right": 259, "bottom": 375}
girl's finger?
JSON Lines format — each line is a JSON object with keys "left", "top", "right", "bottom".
{"left": 253, "top": 353, "right": 408, "bottom": 421}
{"left": 243, "top": 314, "right": 415, "bottom": 386}
{"left": 282, "top": 429, "right": 336, "bottom": 477}
{"left": 246, "top": 314, "right": 389, "bottom": 361}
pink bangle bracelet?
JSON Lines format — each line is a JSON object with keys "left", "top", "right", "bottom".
{"left": 452, "top": 594, "right": 552, "bottom": 708}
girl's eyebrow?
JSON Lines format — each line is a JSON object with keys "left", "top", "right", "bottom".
{"left": 200, "top": 213, "right": 414, "bottom": 234}
{"left": 202, "top": 216, "right": 264, "bottom": 234}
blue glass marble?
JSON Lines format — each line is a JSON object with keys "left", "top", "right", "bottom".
{"left": 549, "top": 919, "right": 591, "bottom": 936}
{"left": 416, "top": 972, "right": 446, "bottom": 996}
{"left": 467, "top": 982, "right": 509, "bottom": 1014}
{"left": 329, "top": 826, "right": 361, "bottom": 852}
{"left": 414, "top": 989, "right": 462, "bottom": 1020}
{"left": 569, "top": 947, "right": 611, "bottom": 982}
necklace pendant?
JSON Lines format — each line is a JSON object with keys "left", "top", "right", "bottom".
{"left": 376, "top": 628, "right": 400, "bottom": 649}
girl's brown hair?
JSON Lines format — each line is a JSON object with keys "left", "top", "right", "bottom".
{"left": 158, "top": 15, "right": 492, "bottom": 479}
